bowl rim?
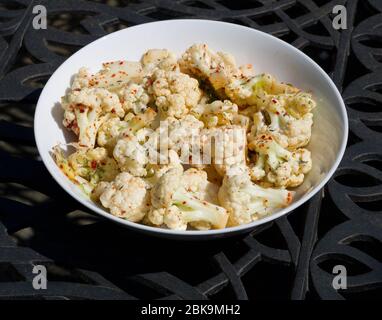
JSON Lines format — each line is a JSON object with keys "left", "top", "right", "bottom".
{"left": 34, "top": 19, "right": 349, "bottom": 237}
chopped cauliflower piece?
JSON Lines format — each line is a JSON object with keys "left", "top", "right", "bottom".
{"left": 113, "top": 133, "right": 149, "bottom": 177}
{"left": 201, "top": 125, "right": 247, "bottom": 176}
{"left": 226, "top": 73, "right": 299, "bottom": 107}
{"left": 249, "top": 134, "right": 312, "bottom": 187}
{"left": 141, "top": 49, "right": 179, "bottom": 73}
{"left": 89, "top": 60, "right": 144, "bottom": 91}
{"left": 180, "top": 44, "right": 239, "bottom": 95}
{"left": 93, "top": 172, "right": 150, "bottom": 221}
{"left": 149, "top": 69, "right": 201, "bottom": 118}
{"left": 218, "top": 170, "right": 293, "bottom": 226}
{"left": 121, "top": 83, "right": 151, "bottom": 114}
{"left": 62, "top": 88, "right": 124, "bottom": 148}
{"left": 53, "top": 146, "right": 119, "bottom": 195}
{"left": 148, "top": 168, "right": 228, "bottom": 230}
{"left": 97, "top": 108, "right": 157, "bottom": 153}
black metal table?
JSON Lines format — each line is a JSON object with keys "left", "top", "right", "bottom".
{"left": 0, "top": 0, "right": 381, "bottom": 300}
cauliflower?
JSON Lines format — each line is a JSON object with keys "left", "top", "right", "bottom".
{"left": 225, "top": 73, "right": 299, "bottom": 107}
{"left": 57, "top": 45, "right": 317, "bottom": 231}
{"left": 155, "top": 115, "right": 204, "bottom": 161}
{"left": 121, "top": 83, "right": 151, "bottom": 114}
{"left": 53, "top": 146, "right": 119, "bottom": 195}
{"left": 93, "top": 172, "right": 150, "bottom": 221}
{"left": 179, "top": 44, "right": 239, "bottom": 95}
{"left": 70, "top": 67, "right": 92, "bottom": 90}
{"left": 141, "top": 49, "right": 179, "bottom": 73}
{"left": 218, "top": 170, "right": 293, "bottom": 226}
{"left": 249, "top": 134, "right": 312, "bottom": 187}
{"left": 149, "top": 69, "right": 201, "bottom": 118}
{"left": 148, "top": 168, "right": 228, "bottom": 230}
{"left": 144, "top": 150, "right": 183, "bottom": 188}
{"left": 201, "top": 125, "right": 247, "bottom": 176}
{"left": 97, "top": 108, "right": 157, "bottom": 153}
{"left": 62, "top": 88, "right": 124, "bottom": 148}
{"left": 248, "top": 94, "right": 314, "bottom": 150}
{"left": 88, "top": 60, "right": 144, "bottom": 92}
{"left": 113, "top": 133, "right": 149, "bottom": 177}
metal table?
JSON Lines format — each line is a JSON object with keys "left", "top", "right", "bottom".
{"left": 0, "top": 0, "right": 381, "bottom": 300}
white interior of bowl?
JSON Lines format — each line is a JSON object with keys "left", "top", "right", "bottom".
{"left": 34, "top": 20, "right": 348, "bottom": 238}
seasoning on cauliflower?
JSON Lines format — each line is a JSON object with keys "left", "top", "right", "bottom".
{"left": 113, "top": 132, "right": 150, "bottom": 177}
{"left": 225, "top": 73, "right": 299, "bottom": 107}
{"left": 249, "top": 134, "right": 312, "bottom": 187}
{"left": 247, "top": 92, "right": 315, "bottom": 150}
{"left": 92, "top": 172, "right": 150, "bottom": 221}
{"left": 155, "top": 115, "right": 204, "bottom": 161}
{"left": 62, "top": 88, "right": 125, "bottom": 148}
{"left": 179, "top": 44, "right": 239, "bottom": 96}
{"left": 148, "top": 168, "right": 228, "bottom": 230}
{"left": 121, "top": 83, "right": 151, "bottom": 114}
{"left": 88, "top": 60, "right": 144, "bottom": 91}
{"left": 201, "top": 125, "right": 247, "bottom": 176}
{"left": 97, "top": 108, "right": 157, "bottom": 153}
{"left": 191, "top": 100, "right": 249, "bottom": 129}
{"left": 218, "top": 169, "right": 293, "bottom": 226}
{"left": 53, "top": 146, "right": 119, "bottom": 195}
{"left": 141, "top": 49, "right": 179, "bottom": 73}
{"left": 149, "top": 69, "right": 201, "bottom": 118}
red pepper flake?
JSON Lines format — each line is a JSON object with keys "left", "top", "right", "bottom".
{"left": 272, "top": 99, "right": 277, "bottom": 104}
{"left": 111, "top": 74, "right": 116, "bottom": 78}
{"left": 91, "top": 160, "right": 97, "bottom": 169}
{"left": 276, "top": 111, "right": 280, "bottom": 115}
{"left": 111, "top": 108, "right": 115, "bottom": 113}
{"left": 119, "top": 61, "right": 124, "bottom": 65}
{"left": 182, "top": 201, "right": 187, "bottom": 205}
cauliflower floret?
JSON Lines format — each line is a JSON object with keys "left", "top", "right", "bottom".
{"left": 93, "top": 172, "right": 150, "bottom": 221}
{"left": 201, "top": 125, "right": 247, "bottom": 176}
{"left": 248, "top": 96, "right": 314, "bottom": 150}
{"left": 149, "top": 69, "right": 201, "bottom": 118}
{"left": 179, "top": 44, "right": 239, "bottom": 95}
{"left": 62, "top": 88, "right": 124, "bottom": 148}
{"left": 155, "top": 115, "right": 204, "bottom": 160}
{"left": 144, "top": 150, "right": 183, "bottom": 187}
{"left": 182, "top": 168, "right": 219, "bottom": 204}
{"left": 113, "top": 133, "right": 149, "bottom": 177}
{"left": 121, "top": 83, "right": 151, "bottom": 114}
{"left": 89, "top": 60, "right": 144, "bottom": 91}
{"left": 225, "top": 73, "right": 299, "bottom": 107}
{"left": 249, "top": 134, "right": 312, "bottom": 187}
{"left": 70, "top": 67, "right": 92, "bottom": 90}
{"left": 148, "top": 168, "right": 228, "bottom": 230}
{"left": 218, "top": 170, "right": 293, "bottom": 226}
{"left": 141, "top": 49, "right": 179, "bottom": 73}
{"left": 191, "top": 100, "right": 250, "bottom": 130}
{"left": 53, "top": 146, "right": 119, "bottom": 195}
{"left": 97, "top": 108, "right": 157, "bottom": 153}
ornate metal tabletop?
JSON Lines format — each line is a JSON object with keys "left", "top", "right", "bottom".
{"left": 0, "top": 0, "right": 381, "bottom": 300}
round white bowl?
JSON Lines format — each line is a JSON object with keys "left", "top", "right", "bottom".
{"left": 34, "top": 19, "right": 348, "bottom": 239}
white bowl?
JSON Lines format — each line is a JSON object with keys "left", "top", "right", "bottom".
{"left": 34, "top": 19, "right": 348, "bottom": 239}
